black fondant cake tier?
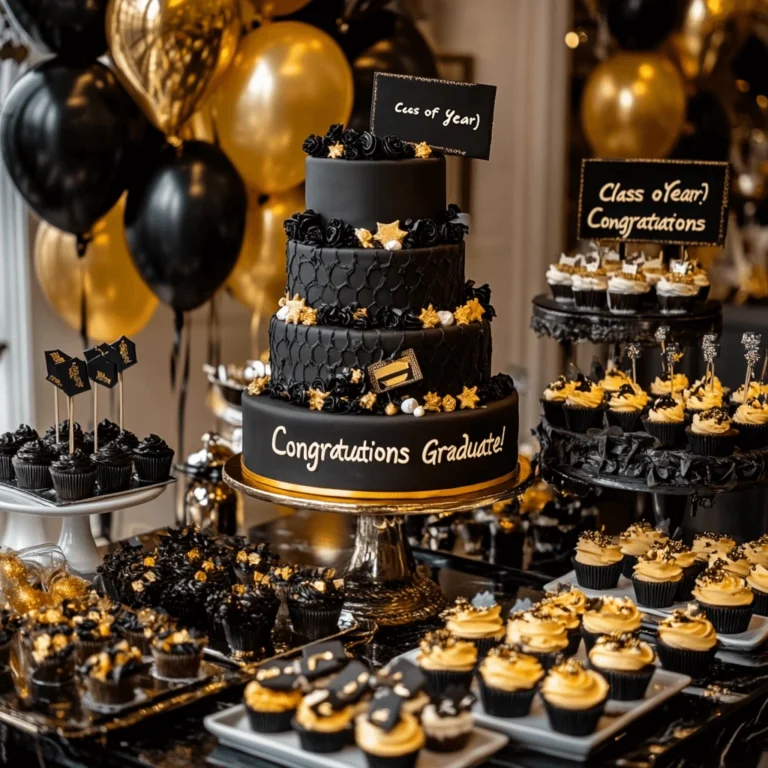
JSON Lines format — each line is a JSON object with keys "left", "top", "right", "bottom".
{"left": 286, "top": 241, "right": 465, "bottom": 317}
{"left": 241, "top": 392, "right": 519, "bottom": 497}
{"left": 269, "top": 316, "right": 492, "bottom": 399}
{"left": 305, "top": 156, "right": 446, "bottom": 229}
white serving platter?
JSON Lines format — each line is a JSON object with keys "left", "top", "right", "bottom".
{"left": 544, "top": 571, "right": 768, "bottom": 651}
{"left": 204, "top": 705, "right": 508, "bottom": 768}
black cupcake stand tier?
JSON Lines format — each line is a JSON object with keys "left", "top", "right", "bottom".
{"left": 223, "top": 454, "right": 534, "bottom": 628}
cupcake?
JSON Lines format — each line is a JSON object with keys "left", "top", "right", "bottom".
{"left": 421, "top": 692, "right": 475, "bottom": 752}
{"left": 606, "top": 384, "right": 649, "bottom": 432}
{"left": 233, "top": 542, "right": 280, "bottom": 584}
{"left": 619, "top": 522, "right": 668, "bottom": 578}
{"left": 376, "top": 660, "right": 429, "bottom": 716}
{"left": 687, "top": 408, "right": 737, "bottom": 457}
{"left": 151, "top": 628, "right": 207, "bottom": 679}
{"left": 728, "top": 381, "right": 762, "bottom": 412}
{"left": 708, "top": 547, "right": 751, "bottom": 579}
{"left": 506, "top": 608, "right": 570, "bottom": 668}
{"left": 114, "top": 607, "right": 171, "bottom": 655}
{"left": 599, "top": 368, "right": 632, "bottom": 394}
{"left": 687, "top": 373, "right": 726, "bottom": 397}
{"left": 81, "top": 640, "right": 143, "bottom": 706}
{"left": 356, "top": 691, "right": 425, "bottom": 768}
{"left": 537, "top": 599, "right": 581, "bottom": 654}
{"left": 88, "top": 419, "right": 122, "bottom": 451}
{"left": 29, "top": 632, "right": 76, "bottom": 684}
{"left": 287, "top": 568, "right": 344, "bottom": 640}
{"left": 43, "top": 421, "right": 83, "bottom": 449}
{"left": 693, "top": 566, "right": 754, "bottom": 634}
{"left": 244, "top": 659, "right": 302, "bottom": 733}
{"left": 747, "top": 565, "right": 768, "bottom": 616}
{"left": 416, "top": 629, "right": 477, "bottom": 697}
{"left": 606, "top": 268, "right": 651, "bottom": 314}
{"left": 733, "top": 398, "right": 768, "bottom": 451}
{"left": 656, "top": 272, "right": 699, "bottom": 314}
{"left": 159, "top": 572, "right": 211, "bottom": 627}
{"left": 632, "top": 547, "right": 682, "bottom": 608}
{"left": 563, "top": 379, "right": 606, "bottom": 433}
{"left": 299, "top": 640, "right": 349, "bottom": 691}
{"left": 133, "top": 434, "right": 175, "bottom": 482}
{"left": 572, "top": 530, "right": 623, "bottom": 590}
{"left": 744, "top": 535, "right": 768, "bottom": 568}
{"left": 14, "top": 424, "right": 39, "bottom": 446}
{"left": 571, "top": 265, "right": 608, "bottom": 310}
{"left": 656, "top": 605, "right": 717, "bottom": 677}
{"left": 650, "top": 540, "right": 700, "bottom": 601}
{"left": 477, "top": 644, "right": 544, "bottom": 717}
{"left": 440, "top": 596, "right": 505, "bottom": 656}
{"left": 12, "top": 439, "right": 56, "bottom": 490}
{"left": 115, "top": 429, "right": 140, "bottom": 451}
{"left": 216, "top": 580, "right": 279, "bottom": 655}
{"left": 685, "top": 386, "right": 724, "bottom": 422}
{"left": 642, "top": 396, "right": 686, "bottom": 447}
{"left": 692, "top": 532, "right": 736, "bottom": 565}
{"left": 49, "top": 449, "right": 97, "bottom": 501}
{"left": 72, "top": 613, "right": 115, "bottom": 663}
{"left": 92, "top": 441, "right": 134, "bottom": 493}
{"left": 691, "top": 263, "right": 710, "bottom": 301}
{"left": 0, "top": 433, "right": 18, "bottom": 481}
{"left": 650, "top": 374, "right": 688, "bottom": 398}
{"left": 546, "top": 256, "right": 577, "bottom": 303}
{"left": 544, "top": 584, "right": 588, "bottom": 615}
{"left": 587, "top": 632, "right": 655, "bottom": 701}
{"left": 640, "top": 255, "right": 665, "bottom": 293}
{"left": 293, "top": 689, "right": 354, "bottom": 753}
{"left": 581, "top": 596, "right": 642, "bottom": 651}
{"left": 541, "top": 375, "right": 572, "bottom": 427}
{"left": 540, "top": 658, "right": 609, "bottom": 736}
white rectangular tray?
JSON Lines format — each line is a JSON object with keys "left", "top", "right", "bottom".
{"left": 204, "top": 705, "right": 508, "bottom": 768}
{"left": 395, "top": 647, "right": 690, "bottom": 763}
{"left": 544, "top": 570, "right": 768, "bottom": 651}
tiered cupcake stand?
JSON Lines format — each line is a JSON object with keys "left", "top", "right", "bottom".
{"left": 224, "top": 455, "right": 534, "bottom": 628}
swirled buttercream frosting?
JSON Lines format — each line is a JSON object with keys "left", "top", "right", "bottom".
{"left": 693, "top": 567, "right": 754, "bottom": 607}
{"left": 633, "top": 548, "right": 683, "bottom": 583}
{"left": 478, "top": 644, "right": 544, "bottom": 691}
{"left": 691, "top": 408, "right": 732, "bottom": 436}
{"left": 658, "top": 606, "right": 717, "bottom": 651}
{"left": 574, "top": 531, "right": 622, "bottom": 566}
{"left": 356, "top": 711, "right": 425, "bottom": 758}
{"left": 506, "top": 609, "right": 569, "bottom": 653}
{"left": 417, "top": 629, "right": 477, "bottom": 671}
{"left": 588, "top": 632, "right": 655, "bottom": 672}
{"left": 647, "top": 396, "right": 685, "bottom": 423}
{"left": 441, "top": 598, "right": 504, "bottom": 640}
{"left": 540, "top": 659, "right": 609, "bottom": 710}
{"left": 619, "top": 522, "right": 668, "bottom": 557}
{"left": 582, "top": 597, "right": 641, "bottom": 635}
{"left": 747, "top": 564, "right": 768, "bottom": 594}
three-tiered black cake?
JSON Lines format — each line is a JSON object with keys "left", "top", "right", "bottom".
{"left": 241, "top": 126, "right": 519, "bottom": 498}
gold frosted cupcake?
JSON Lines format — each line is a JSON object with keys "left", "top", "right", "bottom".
{"left": 563, "top": 379, "right": 606, "bottom": 432}
{"left": 581, "top": 596, "right": 642, "bottom": 651}
{"left": 506, "top": 608, "right": 570, "bottom": 668}
{"left": 744, "top": 535, "right": 768, "bottom": 568}
{"left": 541, "top": 375, "right": 572, "bottom": 427}
{"left": 477, "top": 644, "right": 544, "bottom": 718}
{"left": 656, "top": 605, "right": 717, "bottom": 677}
{"left": 572, "top": 531, "right": 623, "bottom": 590}
{"left": 544, "top": 584, "right": 588, "bottom": 615}
{"left": 733, "top": 398, "right": 768, "bottom": 451}
{"left": 606, "top": 384, "right": 649, "bottom": 432}
{"left": 587, "top": 632, "right": 656, "bottom": 701}
{"left": 537, "top": 598, "right": 581, "bottom": 654}
{"left": 540, "top": 658, "right": 609, "bottom": 736}
{"left": 642, "top": 396, "right": 686, "bottom": 446}
{"left": 693, "top": 566, "right": 754, "bottom": 634}
{"left": 687, "top": 407, "right": 737, "bottom": 457}
{"left": 692, "top": 532, "right": 736, "bottom": 565}
{"left": 441, "top": 597, "right": 505, "bottom": 656}
{"left": 599, "top": 368, "right": 632, "bottom": 394}
{"left": 708, "top": 546, "right": 750, "bottom": 579}
{"left": 650, "top": 373, "right": 688, "bottom": 398}
{"left": 619, "top": 522, "right": 668, "bottom": 577}
{"left": 747, "top": 564, "right": 768, "bottom": 616}
{"left": 649, "top": 540, "right": 700, "bottom": 601}
{"left": 416, "top": 629, "right": 477, "bottom": 697}
{"left": 632, "top": 547, "right": 682, "bottom": 609}
{"left": 356, "top": 692, "right": 425, "bottom": 768}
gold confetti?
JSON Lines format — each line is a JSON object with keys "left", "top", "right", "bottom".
{"left": 374, "top": 220, "right": 408, "bottom": 247}
{"left": 442, "top": 394, "right": 457, "bottom": 412}
{"left": 454, "top": 298, "right": 485, "bottom": 325}
{"left": 458, "top": 386, "right": 480, "bottom": 409}
{"left": 308, "top": 388, "right": 330, "bottom": 411}
{"left": 349, "top": 368, "right": 364, "bottom": 384}
{"left": 423, "top": 392, "right": 442, "bottom": 412}
{"left": 418, "top": 305, "right": 440, "bottom": 329}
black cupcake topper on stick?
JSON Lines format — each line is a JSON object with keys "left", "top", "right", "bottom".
{"left": 106, "top": 336, "right": 137, "bottom": 431}
{"left": 61, "top": 358, "right": 91, "bottom": 455}
{"left": 44, "top": 349, "right": 72, "bottom": 443}
{"left": 742, "top": 332, "right": 762, "bottom": 401}
{"left": 84, "top": 347, "right": 119, "bottom": 453}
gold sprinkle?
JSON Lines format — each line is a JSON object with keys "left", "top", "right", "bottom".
{"left": 373, "top": 220, "right": 408, "bottom": 248}
{"left": 355, "top": 228, "right": 374, "bottom": 249}
{"left": 442, "top": 394, "right": 457, "bottom": 412}
{"left": 414, "top": 141, "right": 432, "bottom": 159}
{"left": 423, "top": 392, "right": 442, "bottom": 412}
{"left": 418, "top": 305, "right": 440, "bottom": 329}
{"left": 349, "top": 368, "right": 364, "bottom": 384}
{"left": 358, "top": 391, "right": 377, "bottom": 410}
{"left": 308, "top": 388, "right": 330, "bottom": 412}
{"left": 458, "top": 385, "right": 480, "bottom": 410}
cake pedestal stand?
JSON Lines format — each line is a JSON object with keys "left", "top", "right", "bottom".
{"left": 224, "top": 455, "right": 534, "bottom": 627}
{"left": 0, "top": 484, "right": 171, "bottom": 575}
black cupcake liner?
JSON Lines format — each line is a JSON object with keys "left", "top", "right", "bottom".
{"left": 425, "top": 731, "right": 472, "bottom": 753}
{"left": 30, "top": 655, "right": 76, "bottom": 684}
{"left": 542, "top": 698, "right": 606, "bottom": 736}
{"left": 50, "top": 467, "right": 97, "bottom": 501}
{"left": 686, "top": 427, "right": 737, "bottom": 458}
{"left": 734, "top": 422, "right": 768, "bottom": 452}
{"left": 696, "top": 601, "right": 753, "bottom": 634}
{"left": 465, "top": 634, "right": 504, "bottom": 659}
{"left": 675, "top": 565, "right": 702, "bottom": 602}
{"left": 549, "top": 283, "right": 574, "bottom": 303}
{"left": 95, "top": 463, "right": 133, "bottom": 493}
{"left": 573, "top": 289, "right": 607, "bottom": 310}
{"left": 641, "top": 418, "right": 686, "bottom": 448}
{"left": 223, "top": 623, "right": 274, "bottom": 655}
{"left": 152, "top": 648, "right": 202, "bottom": 679}
{"left": 698, "top": 285, "right": 710, "bottom": 302}
{"left": 293, "top": 720, "right": 349, "bottom": 753}
{"left": 564, "top": 629, "right": 582, "bottom": 656}
{"left": 572, "top": 557, "right": 622, "bottom": 590}
{"left": 478, "top": 678, "right": 537, "bottom": 718}
{"left": 752, "top": 588, "right": 768, "bottom": 617}
{"left": 75, "top": 638, "right": 110, "bottom": 665}
{"left": 12, "top": 460, "right": 52, "bottom": 490}
{"left": 247, "top": 707, "right": 294, "bottom": 733}
{"left": 658, "top": 294, "right": 696, "bottom": 315}
{"left": 288, "top": 605, "right": 342, "bottom": 641}
{"left": 589, "top": 664, "right": 654, "bottom": 701}
{"left": 541, "top": 398, "right": 566, "bottom": 428}
{"left": 632, "top": 578, "right": 680, "bottom": 609}
{"left": 606, "top": 410, "right": 643, "bottom": 433}
{"left": 621, "top": 554, "right": 638, "bottom": 579}
{"left": 421, "top": 667, "right": 474, "bottom": 698}
{"left": 124, "top": 629, "right": 153, "bottom": 656}
{"left": 0, "top": 455, "right": 14, "bottom": 481}
{"left": 581, "top": 627, "right": 602, "bottom": 652}
{"left": 528, "top": 649, "right": 565, "bottom": 671}
{"left": 564, "top": 405, "right": 606, "bottom": 433}
{"left": 656, "top": 641, "right": 716, "bottom": 679}
{"left": 607, "top": 291, "right": 645, "bottom": 314}
{"left": 86, "top": 675, "right": 137, "bottom": 705}
{"left": 133, "top": 453, "right": 174, "bottom": 482}
{"left": 362, "top": 750, "right": 421, "bottom": 768}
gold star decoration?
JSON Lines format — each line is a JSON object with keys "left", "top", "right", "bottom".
{"left": 283, "top": 293, "right": 307, "bottom": 324}
{"left": 308, "top": 388, "right": 330, "bottom": 411}
{"left": 423, "top": 392, "right": 442, "bottom": 412}
{"left": 442, "top": 394, "right": 457, "bottom": 412}
{"left": 374, "top": 220, "right": 408, "bottom": 248}
{"left": 458, "top": 385, "right": 480, "bottom": 410}
{"left": 349, "top": 368, "right": 364, "bottom": 384}
{"left": 327, "top": 142, "right": 344, "bottom": 159}
{"left": 355, "top": 228, "right": 374, "bottom": 248}
{"left": 301, "top": 307, "right": 318, "bottom": 326}
{"left": 358, "top": 391, "right": 377, "bottom": 410}
{"left": 414, "top": 141, "right": 432, "bottom": 159}
{"left": 454, "top": 298, "right": 485, "bottom": 325}
{"left": 247, "top": 375, "right": 270, "bottom": 396}
{"left": 419, "top": 304, "right": 440, "bottom": 329}
{"left": 385, "top": 402, "right": 399, "bottom": 416}
{"left": 353, "top": 307, "right": 368, "bottom": 321}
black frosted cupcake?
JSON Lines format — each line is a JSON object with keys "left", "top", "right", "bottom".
{"left": 72, "top": 614, "right": 115, "bottom": 663}
{"left": 12, "top": 439, "right": 56, "bottom": 490}
{"left": 244, "top": 659, "right": 302, "bottom": 733}
{"left": 477, "top": 644, "right": 544, "bottom": 718}
{"left": 587, "top": 632, "right": 655, "bottom": 701}
{"left": 159, "top": 573, "right": 211, "bottom": 628}
{"left": 416, "top": 629, "right": 477, "bottom": 697}
{"left": 29, "top": 632, "right": 76, "bottom": 684}
{"left": 656, "top": 606, "right": 717, "bottom": 678}
{"left": 81, "top": 640, "right": 143, "bottom": 705}
{"left": 14, "top": 424, "right": 39, "bottom": 446}
{"left": 133, "top": 434, "right": 175, "bottom": 482}
{"left": 115, "top": 430, "right": 140, "bottom": 451}
{"left": 0, "top": 432, "right": 19, "bottom": 480}
{"left": 631, "top": 548, "right": 683, "bottom": 609}
{"left": 151, "top": 628, "right": 207, "bottom": 679}
{"left": 92, "top": 440, "right": 134, "bottom": 493}
{"left": 87, "top": 419, "right": 122, "bottom": 451}
{"left": 287, "top": 568, "right": 344, "bottom": 640}
{"left": 687, "top": 408, "right": 737, "bottom": 458}
{"left": 216, "top": 580, "right": 279, "bottom": 655}
{"left": 572, "top": 530, "right": 623, "bottom": 590}
{"left": 693, "top": 566, "right": 754, "bottom": 634}
{"left": 43, "top": 420, "right": 83, "bottom": 448}
{"left": 114, "top": 607, "right": 171, "bottom": 655}
{"left": 292, "top": 690, "right": 354, "bottom": 753}
{"left": 541, "top": 659, "right": 609, "bottom": 736}
{"left": 49, "top": 449, "right": 97, "bottom": 501}
{"left": 233, "top": 542, "right": 280, "bottom": 585}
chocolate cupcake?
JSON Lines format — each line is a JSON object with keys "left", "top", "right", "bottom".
{"left": 693, "top": 566, "right": 754, "bottom": 634}
{"left": 416, "top": 629, "right": 477, "bottom": 697}
{"left": 540, "top": 659, "right": 609, "bottom": 736}
{"left": 572, "top": 530, "right": 623, "bottom": 590}
{"left": 233, "top": 542, "right": 279, "bottom": 585}
{"left": 421, "top": 692, "right": 475, "bottom": 753}
{"left": 72, "top": 614, "right": 115, "bottom": 663}
{"left": 292, "top": 689, "right": 355, "bottom": 754}
{"left": 81, "top": 640, "right": 144, "bottom": 705}
{"left": 244, "top": 659, "right": 302, "bottom": 733}
{"left": 151, "top": 628, "right": 207, "bottom": 679}
{"left": 356, "top": 692, "right": 425, "bottom": 768}
{"left": 581, "top": 596, "right": 642, "bottom": 651}
{"left": 642, "top": 396, "right": 686, "bottom": 447}
{"left": 747, "top": 565, "right": 768, "bottom": 616}
{"left": 632, "top": 548, "right": 682, "bottom": 609}
{"left": 14, "top": 424, "right": 39, "bottom": 446}
{"left": 29, "top": 632, "right": 76, "bottom": 684}
{"left": 114, "top": 607, "right": 171, "bottom": 655}
{"left": 656, "top": 273, "right": 699, "bottom": 314}
{"left": 441, "top": 596, "right": 505, "bottom": 657}
{"left": 49, "top": 449, "right": 97, "bottom": 501}
{"left": 687, "top": 408, "right": 737, "bottom": 457}
{"left": 571, "top": 266, "right": 608, "bottom": 309}
{"left": 541, "top": 375, "right": 572, "bottom": 427}
{"left": 133, "top": 434, "right": 174, "bottom": 482}
{"left": 159, "top": 572, "right": 211, "bottom": 628}
{"left": 607, "top": 269, "right": 650, "bottom": 314}
{"left": 477, "top": 644, "right": 544, "bottom": 718}
{"left": 115, "top": 429, "right": 140, "bottom": 451}
{"left": 606, "top": 384, "right": 649, "bottom": 432}
{"left": 619, "top": 522, "right": 669, "bottom": 578}
{"left": 217, "top": 580, "right": 279, "bottom": 655}
{"left": 587, "top": 632, "right": 655, "bottom": 701}
{"left": 656, "top": 605, "right": 717, "bottom": 678}
{"left": 0, "top": 432, "right": 18, "bottom": 481}
{"left": 563, "top": 380, "right": 606, "bottom": 433}
{"left": 12, "top": 439, "right": 56, "bottom": 490}
{"left": 287, "top": 568, "right": 344, "bottom": 640}
{"left": 506, "top": 608, "right": 570, "bottom": 668}
{"left": 733, "top": 398, "right": 768, "bottom": 451}
{"left": 92, "top": 440, "right": 134, "bottom": 493}
{"left": 88, "top": 419, "right": 122, "bottom": 450}
{"left": 43, "top": 421, "right": 82, "bottom": 448}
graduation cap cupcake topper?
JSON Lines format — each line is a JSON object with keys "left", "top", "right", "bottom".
{"left": 85, "top": 347, "right": 119, "bottom": 453}
{"left": 367, "top": 689, "right": 403, "bottom": 733}
{"left": 45, "top": 349, "right": 72, "bottom": 443}
{"left": 254, "top": 658, "right": 300, "bottom": 692}
{"left": 107, "top": 336, "right": 137, "bottom": 430}
{"left": 44, "top": 355, "right": 91, "bottom": 455}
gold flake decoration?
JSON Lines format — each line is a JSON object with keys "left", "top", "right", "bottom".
{"left": 418, "top": 305, "right": 440, "bottom": 329}
{"left": 353, "top": 307, "right": 368, "bottom": 321}
{"left": 301, "top": 307, "right": 318, "bottom": 326}
{"left": 454, "top": 298, "right": 485, "bottom": 325}
{"left": 385, "top": 402, "right": 399, "bottom": 416}
{"left": 355, "top": 228, "right": 374, "bottom": 248}
{"left": 247, "top": 376, "right": 270, "bottom": 396}
{"left": 358, "top": 391, "right": 377, "bottom": 410}
{"left": 327, "top": 142, "right": 344, "bottom": 159}
{"left": 349, "top": 368, "right": 364, "bottom": 384}
{"left": 374, "top": 220, "right": 408, "bottom": 248}
{"left": 442, "top": 394, "right": 457, "bottom": 412}
{"left": 423, "top": 392, "right": 442, "bottom": 412}
{"left": 414, "top": 141, "right": 432, "bottom": 159}
{"left": 284, "top": 294, "right": 308, "bottom": 324}
{"left": 308, "top": 388, "right": 331, "bottom": 412}
{"left": 458, "top": 385, "right": 480, "bottom": 410}
{"left": 194, "top": 571, "right": 207, "bottom": 582}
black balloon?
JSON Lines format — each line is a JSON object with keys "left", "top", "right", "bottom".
{"left": 125, "top": 141, "right": 247, "bottom": 313}
{"left": 672, "top": 91, "right": 731, "bottom": 162}
{"left": 2, "top": 0, "right": 108, "bottom": 61}
{"left": 604, "top": 0, "right": 683, "bottom": 51}
{"left": 1, "top": 59, "right": 151, "bottom": 235}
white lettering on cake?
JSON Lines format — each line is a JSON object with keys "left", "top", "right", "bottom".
{"left": 421, "top": 427, "right": 506, "bottom": 466}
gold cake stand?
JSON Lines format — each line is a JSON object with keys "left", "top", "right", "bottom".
{"left": 224, "top": 455, "right": 534, "bottom": 627}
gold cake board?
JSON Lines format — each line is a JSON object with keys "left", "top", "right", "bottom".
{"left": 224, "top": 456, "right": 533, "bottom": 626}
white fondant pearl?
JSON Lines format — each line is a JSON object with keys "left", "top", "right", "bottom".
{"left": 265, "top": 363, "right": 271, "bottom": 377}
{"left": 247, "top": 360, "right": 266, "bottom": 379}
{"left": 385, "top": 240, "right": 403, "bottom": 251}
{"left": 276, "top": 305, "right": 290, "bottom": 321}
{"left": 400, "top": 398, "right": 418, "bottom": 415}
{"left": 437, "top": 310, "right": 455, "bottom": 327}
{"left": 413, "top": 406, "right": 425, "bottom": 418}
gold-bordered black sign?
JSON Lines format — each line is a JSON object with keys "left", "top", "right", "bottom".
{"left": 368, "top": 349, "right": 423, "bottom": 394}
{"left": 577, "top": 159, "right": 730, "bottom": 247}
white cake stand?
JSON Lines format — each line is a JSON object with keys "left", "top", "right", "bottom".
{"left": 0, "top": 484, "right": 171, "bottom": 575}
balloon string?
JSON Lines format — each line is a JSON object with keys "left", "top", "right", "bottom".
{"left": 175, "top": 320, "right": 191, "bottom": 524}
{"left": 76, "top": 234, "right": 92, "bottom": 349}
{"left": 207, "top": 295, "right": 221, "bottom": 369}
{"left": 170, "top": 309, "right": 184, "bottom": 391}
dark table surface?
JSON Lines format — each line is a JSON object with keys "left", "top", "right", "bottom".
{"left": 2, "top": 511, "right": 768, "bottom": 768}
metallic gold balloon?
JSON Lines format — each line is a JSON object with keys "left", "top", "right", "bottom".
{"left": 581, "top": 52, "right": 686, "bottom": 159}
{"left": 179, "top": 106, "right": 217, "bottom": 143}
{"left": 34, "top": 197, "right": 158, "bottom": 342}
{"left": 106, "top": 0, "right": 241, "bottom": 136}
{"left": 212, "top": 21, "right": 353, "bottom": 194}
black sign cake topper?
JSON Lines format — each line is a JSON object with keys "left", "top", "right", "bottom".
{"left": 370, "top": 72, "right": 496, "bottom": 159}
{"left": 578, "top": 159, "right": 730, "bottom": 246}
{"left": 85, "top": 347, "right": 119, "bottom": 453}
{"left": 107, "top": 336, "right": 137, "bottom": 430}
{"left": 44, "top": 349, "right": 72, "bottom": 443}
{"left": 44, "top": 355, "right": 91, "bottom": 455}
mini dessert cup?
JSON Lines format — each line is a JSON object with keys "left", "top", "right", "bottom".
{"left": 477, "top": 678, "right": 537, "bottom": 718}
{"left": 572, "top": 557, "right": 622, "bottom": 590}
{"left": 632, "top": 578, "right": 679, "bottom": 609}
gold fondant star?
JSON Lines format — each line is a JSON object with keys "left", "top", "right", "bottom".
{"left": 442, "top": 394, "right": 457, "bottom": 412}
{"left": 414, "top": 142, "right": 432, "bottom": 159}
{"left": 385, "top": 402, "right": 399, "bottom": 416}
{"left": 353, "top": 307, "right": 368, "bottom": 321}
{"left": 454, "top": 304, "right": 472, "bottom": 325}
{"left": 419, "top": 304, "right": 440, "bottom": 329}
{"left": 247, "top": 375, "right": 270, "bottom": 396}
{"left": 355, "top": 228, "right": 374, "bottom": 248}
{"left": 327, "top": 142, "right": 344, "bottom": 159}
{"left": 349, "top": 368, "right": 364, "bottom": 384}
{"left": 374, "top": 220, "right": 408, "bottom": 248}
{"left": 458, "top": 386, "right": 480, "bottom": 410}
{"left": 423, "top": 392, "right": 442, "bottom": 412}
{"left": 358, "top": 391, "right": 377, "bottom": 410}
{"left": 284, "top": 293, "right": 307, "bottom": 324}
{"left": 300, "top": 307, "right": 317, "bottom": 326}
{"left": 308, "top": 388, "right": 330, "bottom": 411}
{"left": 454, "top": 298, "right": 485, "bottom": 325}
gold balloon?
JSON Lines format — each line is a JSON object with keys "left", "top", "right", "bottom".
{"left": 212, "top": 21, "right": 353, "bottom": 194}
{"left": 581, "top": 52, "right": 687, "bottom": 159}
{"left": 34, "top": 197, "right": 158, "bottom": 342}
{"left": 106, "top": 0, "right": 241, "bottom": 136}
{"left": 178, "top": 106, "right": 217, "bottom": 143}
{"left": 243, "top": 0, "right": 311, "bottom": 18}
